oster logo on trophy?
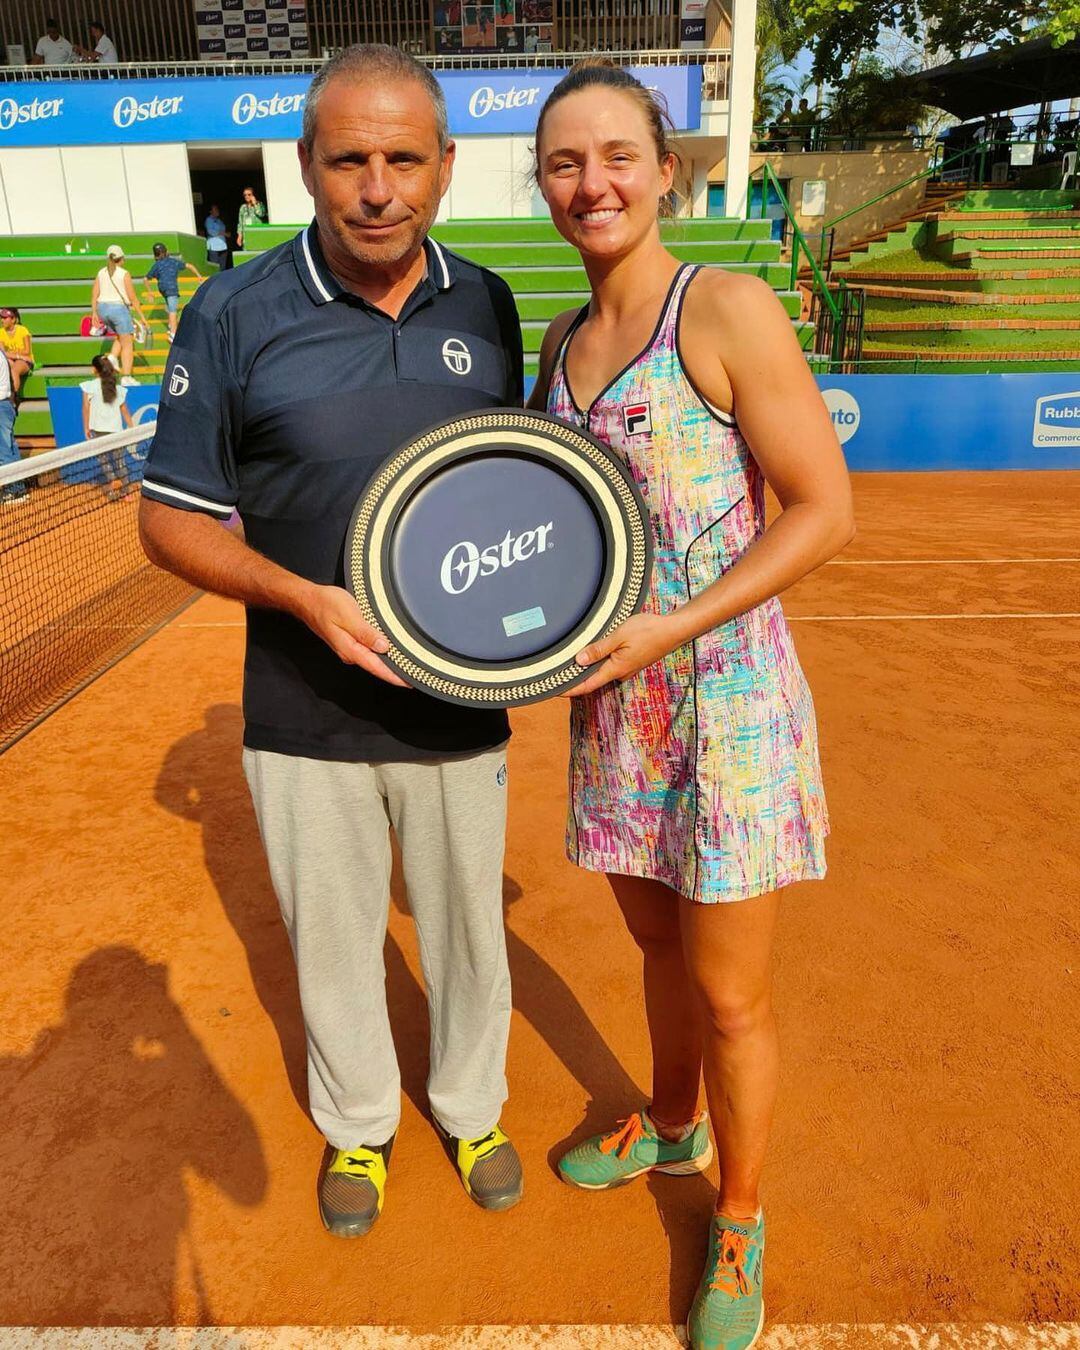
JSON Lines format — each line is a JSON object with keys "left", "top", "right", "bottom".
{"left": 346, "top": 409, "right": 653, "bottom": 706}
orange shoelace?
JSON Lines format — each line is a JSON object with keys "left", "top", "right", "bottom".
{"left": 598, "top": 1113, "right": 648, "bottom": 1160}
{"left": 710, "top": 1228, "right": 757, "bottom": 1297}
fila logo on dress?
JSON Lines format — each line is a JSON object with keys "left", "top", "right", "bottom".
{"left": 623, "top": 402, "right": 652, "bottom": 435}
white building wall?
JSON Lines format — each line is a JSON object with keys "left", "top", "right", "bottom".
{"left": 0, "top": 123, "right": 726, "bottom": 236}
{"left": 123, "top": 144, "right": 195, "bottom": 232}
{"left": 0, "top": 147, "right": 72, "bottom": 233}
{"left": 262, "top": 140, "right": 311, "bottom": 224}
{"left": 61, "top": 146, "right": 132, "bottom": 233}
{"left": 444, "top": 134, "right": 545, "bottom": 219}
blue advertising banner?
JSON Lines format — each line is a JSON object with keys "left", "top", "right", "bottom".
{"left": 815, "top": 373, "right": 1080, "bottom": 471}
{"left": 47, "top": 385, "right": 159, "bottom": 483}
{"left": 0, "top": 66, "right": 701, "bottom": 147}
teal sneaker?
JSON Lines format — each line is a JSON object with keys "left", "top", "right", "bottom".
{"left": 687, "top": 1210, "right": 766, "bottom": 1350}
{"left": 557, "top": 1109, "right": 712, "bottom": 1190}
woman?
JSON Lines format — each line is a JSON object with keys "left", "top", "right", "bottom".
{"left": 527, "top": 62, "right": 854, "bottom": 1350}
{"left": 236, "top": 186, "right": 267, "bottom": 251}
{"left": 0, "top": 306, "right": 34, "bottom": 399}
{"left": 90, "top": 245, "right": 148, "bottom": 386}
{"left": 81, "top": 352, "right": 133, "bottom": 439}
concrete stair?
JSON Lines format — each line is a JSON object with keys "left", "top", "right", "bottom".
{"left": 1, "top": 234, "right": 206, "bottom": 438}
{"left": 833, "top": 188, "right": 1080, "bottom": 370}
{"left": 5, "top": 216, "right": 810, "bottom": 441}
{"left": 240, "top": 216, "right": 814, "bottom": 380}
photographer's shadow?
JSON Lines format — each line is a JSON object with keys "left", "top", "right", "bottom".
{"left": 155, "top": 704, "right": 310, "bottom": 1113}
{"left": 0, "top": 946, "right": 266, "bottom": 1325}
{"left": 156, "top": 705, "right": 431, "bottom": 1124}
{"left": 156, "top": 704, "right": 711, "bottom": 1319}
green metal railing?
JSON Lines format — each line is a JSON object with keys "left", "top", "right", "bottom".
{"left": 750, "top": 162, "right": 836, "bottom": 307}
{"left": 747, "top": 161, "right": 869, "bottom": 367}
{"left": 814, "top": 134, "right": 1064, "bottom": 272}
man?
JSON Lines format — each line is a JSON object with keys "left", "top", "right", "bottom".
{"left": 139, "top": 44, "right": 525, "bottom": 1238}
{"left": 141, "top": 243, "right": 203, "bottom": 343}
{"left": 203, "top": 204, "right": 232, "bottom": 270}
{"left": 796, "top": 96, "right": 815, "bottom": 150}
{"left": 75, "top": 20, "right": 118, "bottom": 63}
{"left": 31, "top": 18, "right": 74, "bottom": 65}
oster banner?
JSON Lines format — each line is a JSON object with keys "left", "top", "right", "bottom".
{"left": 0, "top": 66, "right": 702, "bottom": 146}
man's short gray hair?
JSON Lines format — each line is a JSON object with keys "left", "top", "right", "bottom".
{"left": 302, "top": 44, "right": 450, "bottom": 156}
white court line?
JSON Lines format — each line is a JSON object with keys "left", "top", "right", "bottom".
{"left": 2, "top": 1325, "right": 1077, "bottom": 1349}
{"left": 172, "top": 613, "right": 1080, "bottom": 629}
{"left": 826, "top": 557, "right": 1080, "bottom": 566}
{"left": 789, "top": 612, "right": 1080, "bottom": 622}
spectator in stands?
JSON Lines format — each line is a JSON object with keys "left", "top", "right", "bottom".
{"left": 236, "top": 187, "right": 268, "bottom": 251}
{"left": 204, "top": 205, "right": 233, "bottom": 270}
{"left": 142, "top": 244, "right": 203, "bottom": 344}
{"left": 75, "top": 21, "right": 118, "bottom": 64}
{"left": 31, "top": 18, "right": 75, "bottom": 65}
{"left": 769, "top": 97, "right": 794, "bottom": 145}
{"left": 91, "top": 244, "right": 148, "bottom": 387}
{"left": 0, "top": 341, "right": 26, "bottom": 506}
{"left": 0, "top": 307, "right": 35, "bottom": 401}
{"left": 797, "top": 96, "right": 815, "bottom": 150}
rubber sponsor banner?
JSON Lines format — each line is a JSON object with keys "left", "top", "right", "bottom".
{"left": 518, "top": 372, "right": 1080, "bottom": 471}
{"left": 0, "top": 64, "right": 701, "bottom": 145}
{"left": 816, "top": 374, "right": 1080, "bottom": 470}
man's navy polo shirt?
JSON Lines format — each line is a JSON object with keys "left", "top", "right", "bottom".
{"left": 143, "top": 222, "right": 523, "bottom": 762}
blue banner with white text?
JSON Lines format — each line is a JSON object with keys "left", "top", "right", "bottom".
{"left": 48, "top": 386, "right": 159, "bottom": 483}
{"left": 814, "top": 374, "right": 1080, "bottom": 471}
{"left": 0, "top": 66, "right": 701, "bottom": 147}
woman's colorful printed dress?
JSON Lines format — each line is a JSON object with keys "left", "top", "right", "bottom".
{"left": 547, "top": 264, "right": 829, "bottom": 903}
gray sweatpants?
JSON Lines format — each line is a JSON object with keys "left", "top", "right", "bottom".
{"left": 243, "top": 744, "right": 511, "bottom": 1150}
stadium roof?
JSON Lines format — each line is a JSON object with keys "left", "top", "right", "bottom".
{"left": 903, "top": 34, "right": 1080, "bottom": 120}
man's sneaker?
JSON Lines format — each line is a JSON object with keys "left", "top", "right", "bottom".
{"left": 317, "top": 1136, "right": 393, "bottom": 1238}
{"left": 558, "top": 1109, "right": 712, "bottom": 1190}
{"left": 687, "top": 1210, "right": 766, "bottom": 1350}
{"left": 435, "top": 1120, "right": 523, "bottom": 1211}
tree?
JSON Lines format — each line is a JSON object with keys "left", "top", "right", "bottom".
{"left": 821, "top": 53, "right": 927, "bottom": 135}
{"left": 754, "top": 0, "right": 807, "bottom": 129}
{"left": 755, "top": 50, "right": 798, "bottom": 127}
{"left": 790, "top": 0, "right": 1080, "bottom": 84}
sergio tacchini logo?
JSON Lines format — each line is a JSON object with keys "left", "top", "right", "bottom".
{"left": 441, "top": 338, "right": 472, "bottom": 376}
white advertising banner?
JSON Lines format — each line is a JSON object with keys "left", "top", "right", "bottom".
{"left": 193, "top": 0, "right": 310, "bottom": 61}
{"left": 680, "top": 0, "right": 706, "bottom": 49}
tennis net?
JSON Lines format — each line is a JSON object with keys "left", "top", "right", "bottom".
{"left": 0, "top": 420, "right": 195, "bottom": 753}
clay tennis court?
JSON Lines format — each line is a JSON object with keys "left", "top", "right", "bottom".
{"left": 1, "top": 471, "right": 1078, "bottom": 1347}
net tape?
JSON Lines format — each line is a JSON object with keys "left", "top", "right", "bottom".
{"left": 1, "top": 420, "right": 195, "bottom": 753}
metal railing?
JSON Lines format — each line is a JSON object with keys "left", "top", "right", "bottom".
{"left": 748, "top": 161, "right": 865, "bottom": 368}
{"left": 809, "top": 133, "right": 1077, "bottom": 276}
{"left": 0, "top": 48, "right": 729, "bottom": 86}
{"left": 751, "top": 124, "right": 927, "bottom": 154}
